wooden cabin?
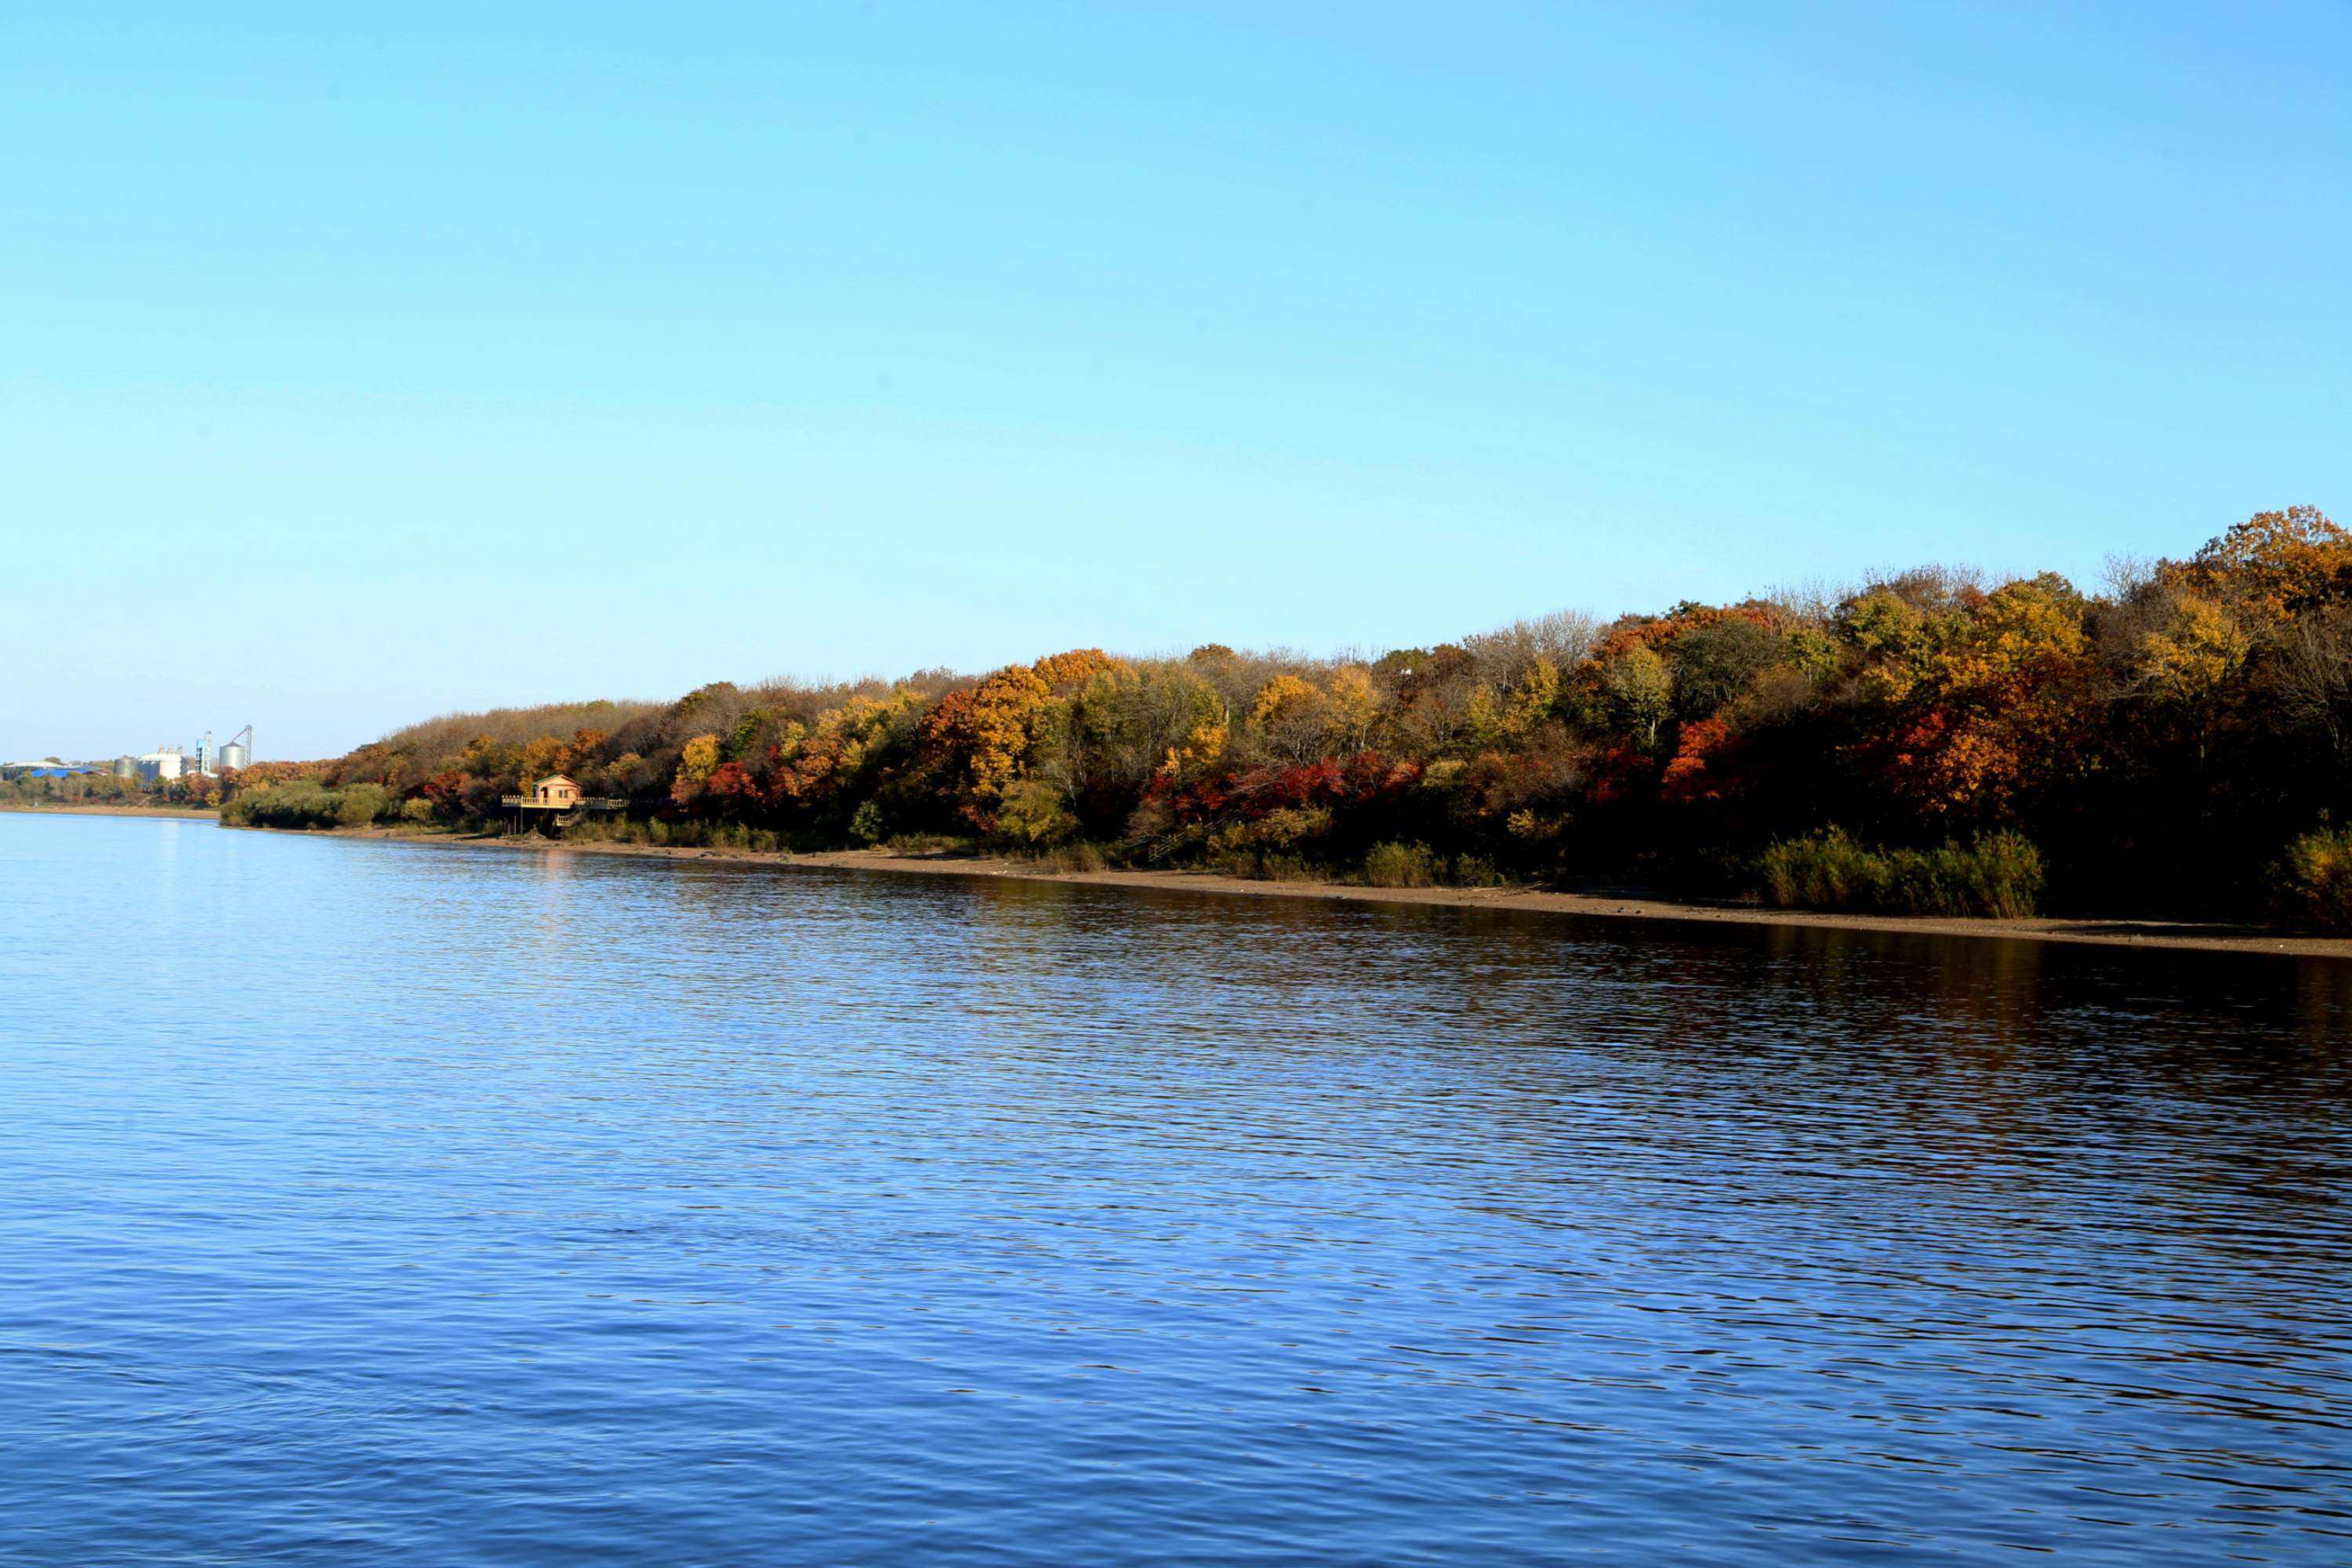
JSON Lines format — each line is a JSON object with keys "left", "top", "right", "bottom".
{"left": 499, "top": 773, "right": 619, "bottom": 834}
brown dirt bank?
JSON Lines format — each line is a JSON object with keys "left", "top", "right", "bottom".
{"left": 272, "top": 823, "right": 2352, "bottom": 962}
{"left": 1, "top": 804, "right": 220, "bottom": 820}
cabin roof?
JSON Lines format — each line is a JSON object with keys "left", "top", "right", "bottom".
{"left": 534, "top": 773, "right": 579, "bottom": 789}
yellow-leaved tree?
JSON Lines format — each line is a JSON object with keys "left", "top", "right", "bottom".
{"left": 2132, "top": 592, "right": 2252, "bottom": 767}
{"left": 1248, "top": 674, "right": 1328, "bottom": 763}
{"left": 672, "top": 732, "right": 723, "bottom": 804}
{"left": 1323, "top": 666, "right": 1381, "bottom": 754}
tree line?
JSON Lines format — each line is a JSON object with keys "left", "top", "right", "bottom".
{"left": 215, "top": 507, "right": 2352, "bottom": 928}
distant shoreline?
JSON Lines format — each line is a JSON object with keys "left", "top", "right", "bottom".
{"left": 0, "top": 803, "right": 219, "bottom": 820}
{"left": 210, "top": 819, "right": 2352, "bottom": 963}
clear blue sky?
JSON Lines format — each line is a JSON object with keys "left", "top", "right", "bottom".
{"left": 5, "top": 3, "right": 2346, "bottom": 760}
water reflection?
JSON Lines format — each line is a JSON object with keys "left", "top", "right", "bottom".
{"left": 3, "top": 816, "right": 2350, "bottom": 1567}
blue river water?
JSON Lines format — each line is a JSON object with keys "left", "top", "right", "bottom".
{"left": 2, "top": 811, "right": 2349, "bottom": 1566}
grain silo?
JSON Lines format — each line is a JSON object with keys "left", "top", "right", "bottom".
{"left": 219, "top": 724, "right": 252, "bottom": 771}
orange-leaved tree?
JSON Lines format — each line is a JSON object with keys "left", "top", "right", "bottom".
{"left": 1881, "top": 574, "right": 2093, "bottom": 822}
{"left": 2168, "top": 506, "right": 2349, "bottom": 620}
{"left": 916, "top": 666, "right": 1056, "bottom": 826}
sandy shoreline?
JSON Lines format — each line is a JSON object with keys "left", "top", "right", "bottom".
{"left": 252, "top": 822, "right": 2351, "bottom": 961}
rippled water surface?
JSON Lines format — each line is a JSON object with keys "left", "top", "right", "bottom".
{"left": 5, "top": 813, "right": 2351, "bottom": 1566}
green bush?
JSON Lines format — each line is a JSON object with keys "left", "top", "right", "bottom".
{"left": 699, "top": 826, "right": 784, "bottom": 852}
{"left": 992, "top": 779, "right": 1078, "bottom": 848}
{"left": 1210, "top": 850, "right": 1318, "bottom": 881}
{"left": 1759, "top": 827, "right": 1880, "bottom": 909}
{"left": 881, "top": 832, "right": 970, "bottom": 855}
{"left": 2274, "top": 827, "right": 2352, "bottom": 932}
{"left": 1362, "top": 841, "right": 1441, "bottom": 887}
{"left": 1448, "top": 855, "right": 1506, "bottom": 888}
{"left": 1758, "top": 829, "right": 2043, "bottom": 919}
{"left": 223, "top": 780, "right": 397, "bottom": 830}
{"left": 1033, "top": 841, "right": 1109, "bottom": 873}
{"left": 336, "top": 782, "right": 394, "bottom": 826}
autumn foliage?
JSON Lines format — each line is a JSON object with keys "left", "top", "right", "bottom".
{"left": 257, "top": 506, "right": 2352, "bottom": 925}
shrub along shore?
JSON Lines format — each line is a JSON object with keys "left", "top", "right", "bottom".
{"left": 164, "top": 506, "right": 2352, "bottom": 932}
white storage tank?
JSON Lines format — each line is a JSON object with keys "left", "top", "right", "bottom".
{"left": 135, "top": 746, "right": 185, "bottom": 783}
